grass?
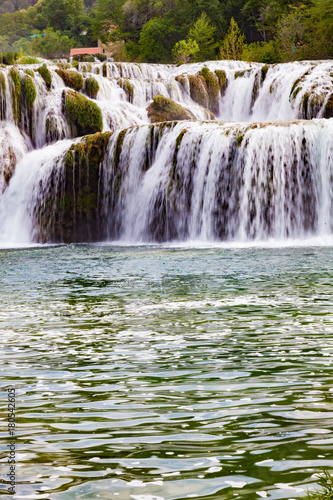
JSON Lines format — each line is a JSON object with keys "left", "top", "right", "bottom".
{"left": 305, "top": 471, "right": 333, "bottom": 500}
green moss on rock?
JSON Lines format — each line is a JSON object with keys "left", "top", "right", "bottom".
{"left": 215, "top": 70, "right": 227, "bottom": 91}
{"left": 0, "top": 70, "right": 5, "bottom": 94}
{"left": 36, "top": 132, "right": 111, "bottom": 243}
{"left": 23, "top": 75, "right": 37, "bottom": 110}
{"left": 37, "top": 64, "right": 52, "bottom": 89}
{"left": 9, "top": 67, "right": 21, "bottom": 124}
{"left": 118, "top": 78, "right": 133, "bottom": 102}
{"left": 56, "top": 68, "right": 84, "bottom": 91}
{"left": 324, "top": 93, "right": 333, "bottom": 118}
{"left": 261, "top": 64, "right": 269, "bottom": 82}
{"left": 188, "top": 74, "right": 209, "bottom": 109}
{"left": 175, "top": 75, "right": 187, "bottom": 89}
{"left": 85, "top": 76, "right": 100, "bottom": 98}
{"left": 236, "top": 134, "right": 244, "bottom": 147}
{"left": 200, "top": 67, "right": 220, "bottom": 114}
{"left": 147, "top": 95, "right": 195, "bottom": 123}
{"left": 64, "top": 89, "right": 103, "bottom": 135}
{"left": 102, "top": 63, "right": 107, "bottom": 78}
{"left": 25, "top": 69, "right": 34, "bottom": 78}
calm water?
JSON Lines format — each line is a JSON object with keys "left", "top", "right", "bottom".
{"left": 1, "top": 244, "right": 333, "bottom": 499}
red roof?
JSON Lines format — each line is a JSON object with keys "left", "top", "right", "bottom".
{"left": 70, "top": 47, "right": 102, "bottom": 56}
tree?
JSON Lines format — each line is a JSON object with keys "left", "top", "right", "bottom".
{"left": 0, "top": 10, "right": 31, "bottom": 43}
{"left": 40, "top": 0, "right": 85, "bottom": 33}
{"left": 93, "top": 0, "right": 126, "bottom": 42}
{"left": 220, "top": 17, "right": 246, "bottom": 60}
{"left": 139, "top": 17, "right": 179, "bottom": 62}
{"left": 173, "top": 39, "right": 199, "bottom": 63}
{"left": 30, "top": 27, "right": 73, "bottom": 58}
{"left": 187, "top": 12, "right": 218, "bottom": 61}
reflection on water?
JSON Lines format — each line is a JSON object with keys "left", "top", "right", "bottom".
{"left": 1, "top": 245, "right": 333, "bottom": 499}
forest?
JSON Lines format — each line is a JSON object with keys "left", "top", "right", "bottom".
{"left": 0, "top": 0, "right": 332, "bottom": 63}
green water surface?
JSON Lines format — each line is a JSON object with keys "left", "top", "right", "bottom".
{"left": 1, "top": 245, "right": 333, "bottom": 499}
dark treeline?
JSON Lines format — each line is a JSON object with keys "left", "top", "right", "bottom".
{"left": 0, "top": 0, "right": 332, "bottom": 62}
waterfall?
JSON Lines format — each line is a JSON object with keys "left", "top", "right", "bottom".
{"left": 0, "top": 59, "right": 333, "bottom": 245}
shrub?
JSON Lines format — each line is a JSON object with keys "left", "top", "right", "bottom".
{"left": 64, "top": 90, "right": 103, "bottom": 135}
{"left": 173, "top": 39, "right": 199, "bottom": 64}
{"left": 56, "top": 68, "right": 84, "bottom": 91}
{"left": 2, "top": 52, "right": 19, "bottom": 65}
{"left": 17, "top": 56, "right": 40, "bottom": 65}
{"left": 85, "top": 77, "right": 99, "bottom": 98}
{"left": 242, "top": 41, "right": 281, "bottom": 64}
{"left": 37, "top": 64, "right": 52, "bottom": 89}
{"left": 95, "top": 53, "right": 107, "bottom": 62}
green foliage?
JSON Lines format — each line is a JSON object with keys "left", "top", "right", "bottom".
{"left": 276, "top": 6, "right": 310, "bottom": 61}
{"left": 242, "top": 40, "right": 281, "bottom": 63}
{"left": 95, "top": 53, "right": 107, "bottom": 62}
{"left": 139, "top": 17, "right": 180, "bottom": 63}
{"left": 173, "top": 39, "right": 199, "bottom": 64}
{"left": 64, "top": 89, "right": 103, "bottom": 135}
{"left": 147, "top": 95, "right": 194, "bottom": 123}
{"left": 188, "top": 13, "right": 218, "bottom": 62}
{"left": 25, "top": 68, "right": 34, "bottom": 77}
{"left": 56, "top": 68, "right": 84, "bottom": 91}
{"left": 17, "top": 55, "right": 40, "bottom": 64}
{"left": 23, "top": 74, "right": 37, "bottom": 109}
{"left": 0, "top": 51, "right": 19, "bottom": 64}
{"left": 0, "top": 35, "right": 11, "bottom": 52}
{"left": 220, "top": 17, "right": 246, "bottom": 60}
{"left": 305, "top": 470, "right": 333, "bottom": 499}
{"left": 30, "top": 28, "right": 73, "bottom": 59}
{"left": 0, "top": 11, "right": 32, "bottom": 45}
{"left": 0, "top": 0, "right": 39, "bottom": 15}
{"left": 85, "top": 76, "right": 99, "bottom": 98}
{"left": 37, "top": 64, "right": 52, "bottom": 89}
{"left": 40, "top": 0, "right": 85, "bottom": 32}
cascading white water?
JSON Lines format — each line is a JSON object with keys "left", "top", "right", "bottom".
{"left": 1, "top": 59, "right": 333, "bottom": 245}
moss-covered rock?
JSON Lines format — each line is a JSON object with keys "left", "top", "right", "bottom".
{"left": 118, "top": 78, "right": 134, "bottom": 102}
{"left": 188, "top": 74, "right": 209, "bottom": 108}
{"left": 200, "top": 67, "right": 220, "bottom": 114}
{"left": 23, "top": 75, "right": 37, "bottom": 110}
{"left": 56, "top": 68, "right": 84, "bottom": 91}
{"left": 36, "top": 132, "right": 111, "bottom": 243}
{"left": 96, "top": 53, "right": 107, "bottom": 62}
{"left": 25, "top": 69, "right": 34, "bottom": 78}
{"left": 0, "top": 71, "right": 6, "bottom": 120}
{"left": 85, "top": 76, "right": 100, "bottom": 98}
{"left": 324, "top": 93, "right": 333, "bottom": 118}
{"left": 102, "top": 63, "right": 107, "bottom": 78}
{"left": 261, "top": 64, "right": 269, "bottom": 82}
{"left": 64, "top": 90, "right": 103, "bottom": 135}
{"left": 147, "top": 95, "right": 195, "bottom": 123}
{"left": 9, "top": 67, "right": 21, "bottom": 124}
{"left": 37, "top": 64, "right": 52, "bottom": 89}
{"left": 175, "top": 75, "right": 187, "bottom": 89}
{"left": 215, "top": 70, "right": 227, "bottom": 93}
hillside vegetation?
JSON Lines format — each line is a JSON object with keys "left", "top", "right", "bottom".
{"left": 0, "top": 0, "right": 332, "bottom": 62}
